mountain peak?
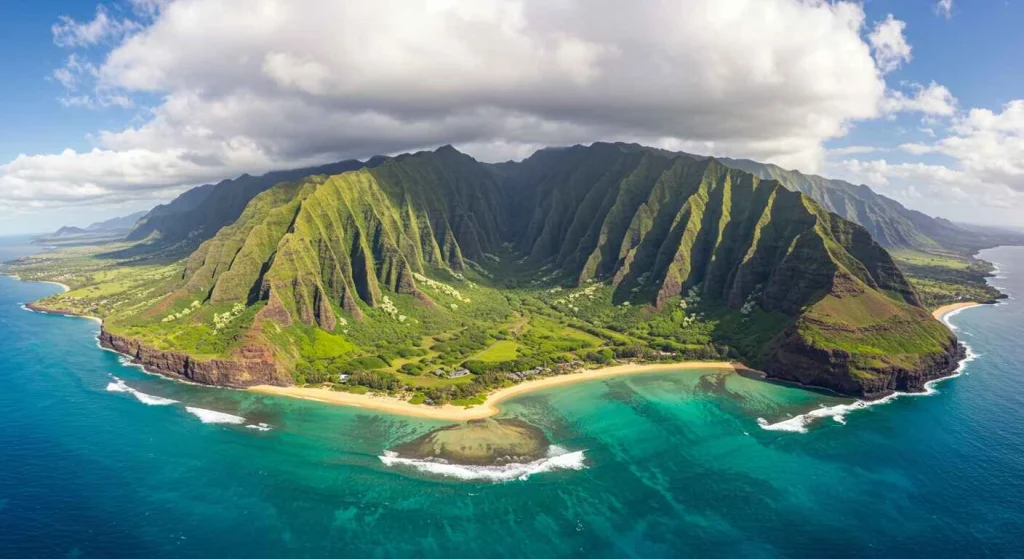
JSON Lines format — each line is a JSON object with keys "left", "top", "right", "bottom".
{"left": 434, "top": 144, "right": 463, "bottom": 156}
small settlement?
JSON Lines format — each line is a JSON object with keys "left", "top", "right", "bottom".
{"left": 506, "top": 360, "right": 584, "bottom": 382}
{"left": 433, "top": 368, "right": 471, "bottom": 379}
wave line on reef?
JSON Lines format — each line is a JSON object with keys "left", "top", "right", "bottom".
{"left": 379, "top": 445, "right": 587, "bottom": 482}
{"left": 106, "top": 376, "right": 179, "bottom": 406}
{"left": 185, "top": 406, "right": 247, "bottom": 425}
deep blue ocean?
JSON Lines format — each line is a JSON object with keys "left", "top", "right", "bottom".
{"left": 1, "top": 237, "right": 1022, "bottom": 558}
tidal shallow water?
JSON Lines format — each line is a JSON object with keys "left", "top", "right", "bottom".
{"left": 1, "top": 239, "right": 1022, "bottom": 558}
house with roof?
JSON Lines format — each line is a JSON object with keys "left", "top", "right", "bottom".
{"left": 447, "top": 368, "right": 471, "bottom": 379}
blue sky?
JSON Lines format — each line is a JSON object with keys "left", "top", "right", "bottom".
{"left": 867, "top": 0, "right": 1023, "bottom": 108}
{"left": 0, "top": 2, "right": 133, "bottom": 161}
{"left": 831, "top": 0, "right": 1023, "bottom": 158}
{"left": 0, "top": 0, "right": 1022, "bottom": 235}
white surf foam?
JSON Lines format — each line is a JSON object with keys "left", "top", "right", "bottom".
{"left": 379, "top": 445, "right": 587, "bottom": 482}
{"left": 757, "top": 343, "right": 977, "bottom": 434}
{"left": 756, "top": 397, "right": 891, "bottom": 433}
{"left": 185, "top": 406, "right": 246, "bottom": 425}
{"left": 246, "top": 423, "right": 272, "bottom": 432}
{"left": 105, "top": 377, "right": 178, "bottom": 406}
{"left": 116, "top": 354, "right": 146, "bottom": 371}
{"left": 941, "top": 304, "right": 983, "bottom": 331}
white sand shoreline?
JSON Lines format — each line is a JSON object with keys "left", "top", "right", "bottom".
{"left": 36, "top": 280, "right": 70, "bottom": 293}
{"left": 932, "top": 302, "right": 983, "bottom": 324}
{"left": 3, "top": 273, "right": 72, "bottom": 293}
{"left": 251, "top": 361, "right": 745, "bottom": 421}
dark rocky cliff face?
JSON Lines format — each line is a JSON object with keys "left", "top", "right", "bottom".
{"left": 764, "top": 333, "right": 966, "bottom": 400}
{"left": 99, "top": 329, "right": 291, "bottom": 388}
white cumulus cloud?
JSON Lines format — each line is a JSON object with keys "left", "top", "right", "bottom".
{"left": 51, "top": 5, "right": 141, "bottom": 48}
{"left": 4, "top": 0, "right": 899, "bottom": 215}
{"left": 8, "top": 0, "right": 1019, "bottom": 229}
{"left": 882, "top": 82, "right": 958, "bottom": 116}
{"left": 826, "top": 100, "right": 1024, "bottom": 224}
{"left": 868, "top": 14, "right": 912, "bottom": 73}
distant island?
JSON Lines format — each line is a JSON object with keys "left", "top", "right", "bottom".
{"left": 6, "top": 143, "right": 1017, "bottom": 411}
{"left": 33, "top": 211, "right": 148, "bottom": 247}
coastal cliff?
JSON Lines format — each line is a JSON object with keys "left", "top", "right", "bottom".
{"left": 764, "top": 333, "right": 966, "bottom": 400}
{"left": 99, "top": 329, "right": 291, "bottom": 388}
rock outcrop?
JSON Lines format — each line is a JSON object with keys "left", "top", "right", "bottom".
{"left": 99, "top": 329, "right": 290, "bottom": 388}
{"left": 765, "top": 331, "right": 966, "bottom": 400}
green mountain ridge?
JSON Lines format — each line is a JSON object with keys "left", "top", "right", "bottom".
{"left": 126, "top": 160, "right": 367, "bottom": 255}
{"left": 124, "top": 143, "right": 1012, "bottom": 263}
{"left": 71, "top": 143, "right": 963, "bottom": 401}
{"left": 716, "top": 155, "right": 980, "bottom": 253}
{"left": 182, "top": 146, "right": 505, "bottom": 331}
{"left": 500, "top": 145, "right": 959, "bottom": 395}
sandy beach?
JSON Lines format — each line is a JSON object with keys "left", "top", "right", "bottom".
{"left": 1, "top": 272, "right": 70, "bottom": 293}
{"left": 251, "top": 361, "right": 745, "bottom": 421}
{"left": 932, "top": 302, "right": 982, "bottom": 322}
{"left": 37, "top": 280, "right": 70, "bottom": 293}
{"left": 78, "top": 314, "right": 103, "bottom": 324}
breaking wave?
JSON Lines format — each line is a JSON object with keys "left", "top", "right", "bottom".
{"left": 116, "top": 354, "right": 146, "bottom": 371}
{"left": 105, "top": 380, "right": 263, "bottom": 429}
{"left": 185, "top": 406, "right": 246, "bottom": 425}
{"left": 105, "top": 377, "right": 179, "bottom": 406}
{"left": 757, "top": 344, "right": 978, "bottom": 434}
{"left": 940, "top": 304, "right": 982, "bottom": 331}
{"left": 379, "top": 445, "right": 587, "bottom": 482}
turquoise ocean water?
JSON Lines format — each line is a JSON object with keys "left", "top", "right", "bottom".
{"left": 1, "top": 238, "right": 1022, "bottom": 557}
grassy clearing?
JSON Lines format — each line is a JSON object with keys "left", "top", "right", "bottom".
{"left": 891, "top": 249, "right": 969, "bottom": 270}
{"left": 811, "top": 291, "right": 900, "bottom": 328}
{"left": 393, "top": 372, "right": 475, "bottom": 388}
{"left": 892, "top": 250, "right": 1003, "bottom": 308}
{"left": 471, "top": 340, "right": 519, "bottom": 362}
